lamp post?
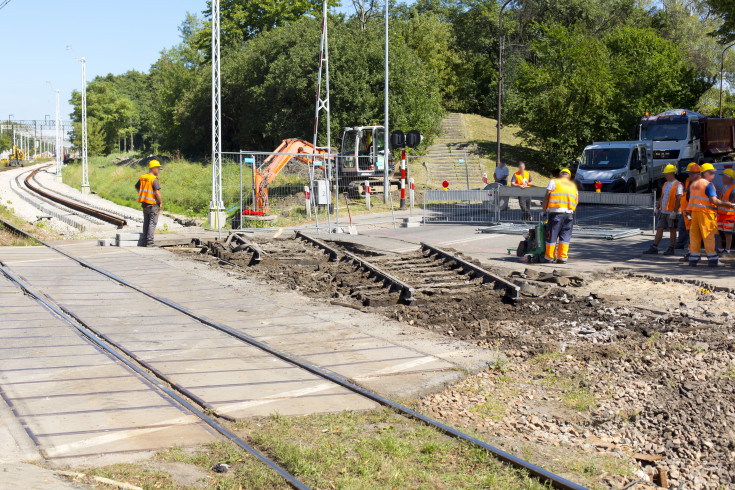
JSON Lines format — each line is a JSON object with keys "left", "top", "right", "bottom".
{"left": 720, "top": 41, "right": 735, "bottom": 118}
{"left": 68, "top": 46, "right": 90, "bottom": 194}
{"left": 8, "top": 114, "right": 13, "bottom": 145}
{"left": 496, "top": 0, "right": 514, "bottom": 167}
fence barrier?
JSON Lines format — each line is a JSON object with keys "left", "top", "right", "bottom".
{"left": 423, "top": 184, "right": 656, "bottom": 230}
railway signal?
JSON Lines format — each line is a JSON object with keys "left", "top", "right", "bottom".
{"left": 391, "top": 129, "right": 422, "bottom": 208}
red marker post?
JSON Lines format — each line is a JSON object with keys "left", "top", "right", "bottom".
{"left": 409, "top": 177, "right": 415, "bottom": 209}
{"left": 304, "top": 185, "right": 311, "bottom": 217}
{"left": 365, "top": 180, "right": 371, "bottom": 210}
{"left": 399, "top": 148, "right": 407, "bottom": 208}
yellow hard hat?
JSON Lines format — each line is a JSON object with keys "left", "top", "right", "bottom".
{"left": 723, "top": 168, "right": 735, "bottom": 179}
{"left": 686, "top": 162, "right": 698, "bottom": 171}
{"left": 559, "top": 168, "right": 571, "bottom": 175}
{"left": 664, "top": 164, "right": 677, "bottom": 174}
{"left": 700, "top": 163, "right": 715, "bottom": 173}
{"left": 149, "top": 159, "right": 161, "bottom": 169}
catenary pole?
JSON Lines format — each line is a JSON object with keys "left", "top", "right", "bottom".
{"left": 496, "top": 0, "right": 513, "bottom": 167}
{"left": 209, "top": 0, "right": 224, "bottom": 233}
{"left": 383, "top": 0, "right": 389, "bottom": 203}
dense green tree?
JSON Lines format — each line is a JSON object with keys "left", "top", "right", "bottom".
{"left": 69, "top": 81, "right": 135, "bottom": 155}
{"left": 705, "top": 0, "right": 735, "bottom": 42}
{"left": 513, "top": 24, "right": 710, "bottom": 170}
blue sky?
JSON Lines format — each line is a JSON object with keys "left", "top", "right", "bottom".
{"left": 1, "top": 0, "right": 358, "bottom": 122}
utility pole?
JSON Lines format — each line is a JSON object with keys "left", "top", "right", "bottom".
{"left": 720, "top": 41, "right": 735, "bottom": 118}
{"left": 496, "top": 0, "right": 513, "bottom": 167}
{"left": 208, "top": 0, "right": 224, "bottom": 230}
{"left": 383, "top": 0, "right": 390, "bottom": 203}
{"left": 311, "top": 0, "right": 331, "bottom": 230}
{"left": 55, "top": 89, "right": 62, "bottom": 181}
{"left": 68, "top": 45, "right": 90, "bottom": 193}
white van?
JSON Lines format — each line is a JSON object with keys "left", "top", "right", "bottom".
{"left": 575, "top": 141, "right": 657, "bottom": 193}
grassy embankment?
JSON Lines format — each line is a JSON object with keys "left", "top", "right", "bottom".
{"left": 63, "top": 153, "right": 424, "bottom": 227}
{"left": 0, "top": 202, "right": 52, "bottom": 246}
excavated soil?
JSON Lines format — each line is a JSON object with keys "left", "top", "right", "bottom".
{"left": 176, "top": 235, "right": 735, "bottom": 489}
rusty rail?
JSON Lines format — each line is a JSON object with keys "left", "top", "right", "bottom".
{"left": 23, "top": 165, "right": 127, "bottom": 228}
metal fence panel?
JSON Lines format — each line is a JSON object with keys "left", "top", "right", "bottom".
{"left": 407, "top": 153, "right": 485, "bottom": 190}
{"left": 423, "top": 184, "right": 656, "bottom": 230}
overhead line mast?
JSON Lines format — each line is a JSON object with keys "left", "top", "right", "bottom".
{"left": 209, "top": 0, "right": 224, "bottom": 232}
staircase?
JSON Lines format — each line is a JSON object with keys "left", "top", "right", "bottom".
{"left": 422, "top": 113, "right": 484, "bottom": 188}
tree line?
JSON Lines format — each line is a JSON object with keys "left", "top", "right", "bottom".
{"left": 69, "top": 0, "right": 735, "bottom": 170}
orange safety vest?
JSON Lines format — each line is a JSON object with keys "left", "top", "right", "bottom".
{"left": 547, "top": 179, "right": 578, "bottom": 212}
{"left": 138, "top": 173, "right": 159, "bottom": 205}
{"left": 687, "top": 179, "right": 717, "bottom": 216}
{"left": 658, "top": 180, "right": 682, "bottom": 212}
{"left": 513, "top": 170, "right": 530, "bottom": 186}
{"left": 718, "top": 184, "right": 735, "bottom": 232}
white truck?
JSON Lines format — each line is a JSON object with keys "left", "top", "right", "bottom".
{"left": 574, "top": 140, "right": 656, "bottom": 193}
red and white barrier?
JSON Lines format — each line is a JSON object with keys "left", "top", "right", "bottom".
{"left": 365, "top": 180, "right": 371, "bottom": 210}
{"left": 409, "top": 177, "right": 415, "bottom": 208}
{"left": 304, "top": 185, "right": 311, "bottom": 217}
{"left": 399, "top": 148, "right": 407, "bottom": 208}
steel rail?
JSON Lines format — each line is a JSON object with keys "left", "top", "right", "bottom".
{"left": 22, "top": 165, "right": 127, "bottom": 228}
{"left": 295, "top": 231, "right": 340, "bottom": 261}
{"left": 341, "top": 250, "right": 416, "bottom": 303}
{"left": 0, "top": 218, "right": 586, "bottom": 490}
{"left": 420, "top": 242, "right": 521, "bottom": 300}
{"left": 0, "top": 262, "right": 309, "bottom": 490}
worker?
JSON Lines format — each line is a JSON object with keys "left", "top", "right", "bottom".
{"left": 717, "top": 168, "right": 735, "bottom": 254}
{"left": 644, "top": 164, "right": 683, "bottom": 255}
{"left": 135, "top": 160, "right": 163, "bottom": 247}
{"left": 676, "top": 163, "right": 700, "bottom": 254}
{"left": 494, "top": 158, "right": 509, "bottom": 186}
{"left": 685, "top": 163, "right": 735, "bottom": 267}
{"left": 511, "top": 161, "right": 533, "bottom": 221}
{"left": 542, "top": 168, "right": 578, "bottom": 264}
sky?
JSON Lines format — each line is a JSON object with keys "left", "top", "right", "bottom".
{"left": 0, "top": 0, "right": 359, "bottom": 124}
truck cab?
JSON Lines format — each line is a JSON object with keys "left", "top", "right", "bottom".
{"left": 638, "top": 109, "right": 704, "bottom": 175}
{"left": 337, "top": 125, "right": 394, "bottom": 183}
{"left": 575, "top": 141, "right": 653, "bottom": 193}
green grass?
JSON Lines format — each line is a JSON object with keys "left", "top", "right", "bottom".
{"left": 0, "top": 202, "right": 45, "bottom": 246}
{"left": 463, "top": 114, "right": 549, "bottom": 187}
{"left": 81, "top": 409, "right": 547, "bottom": 489}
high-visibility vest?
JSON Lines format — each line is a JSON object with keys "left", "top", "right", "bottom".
{"left": 687, "top": 179, "right": 717, "bottom": 216}
{"left": 138, "top": 173, "right": 159, "bottom": 205}
{"left": 547, "top": 179, "right": 578, "bottom": 212}
{"left": 658, "top": 180, "right": 682, "bottom": 212}
{"left": 718, "top": 183, "right": 735, "bottom": 217}
{"left": 514, "top": 170, "right": 530, "bottom": 186}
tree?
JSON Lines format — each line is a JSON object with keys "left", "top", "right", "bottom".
{"left": 195, "top": 0, "right": 340, "bottom": 52}
{"left": 513, "top": 24, "right": 711, "bottom": 170}
{"left": 70, "top": 81, "right": 135, "bottom": 155}
{"left": 705, "top": 0, "right": 735, "bottom": 42}
{"left": 352, "top": 0, "right": 381, "bottom": 30}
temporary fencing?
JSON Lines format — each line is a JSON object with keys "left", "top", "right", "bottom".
{"left": 221, "top": 151, "right": 414, "bottom": 231}
{"left": 407, "top": 153, "right": 484, "bottom": 190}
{"left": 424, "top": 184, "right": 656, "bottom": 231}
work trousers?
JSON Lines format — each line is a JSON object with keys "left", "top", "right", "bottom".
{"left": 545, "top": 212, "right": 574, "bottom": 261}
{"left": 141, "top": 204, "right": 160, "bottom": 247}
{"left": 675, "top": 214, "right": 689, "bottom": 249}
{"left": 519, "top": 196, "right": 532, "bottom": 220}
{"left": 689, "top": 212, "right": 718, "bottom": 266}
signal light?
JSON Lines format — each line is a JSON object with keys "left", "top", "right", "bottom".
{"left": 683, "top": 111, "right": 687, "bottom": 115}
{"left": 442, "top": 180, "right": 449, "bottom": 191}
{"left": 644, "top": 112, "right": 649, "bottom": 117}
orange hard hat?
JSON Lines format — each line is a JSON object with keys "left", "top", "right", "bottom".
{"left": 688, "top": 164, "right": 701, "bottom": 173}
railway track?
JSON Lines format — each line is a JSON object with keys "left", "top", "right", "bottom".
{"left": 19, "top": 165, "right": 127, "bottom": 227}
{"left": 0, "top": 220, "right": 583, "bottom": 489}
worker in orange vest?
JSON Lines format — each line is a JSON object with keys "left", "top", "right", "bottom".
{"left": 511, "top": 161, "right": 533, "bottom": 221}
{"left": 542, "top": 168, "right": 578, "bottom": 264}
{"left": 135, "top": 160, "right": 163, "bottom": 247}
{"left": 685, "top": 163, "right": 735, "bottom": 267}
{"left": 717, "top": 168, "right": 735, "bottom": 254}
{"left": 676, "top": 163, "right": 700, "bottom": 256}
{"left": 644, "top": 164, "right": 683, "bottom": 255}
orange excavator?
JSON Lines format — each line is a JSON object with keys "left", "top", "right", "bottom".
{"left": 254, "top": 138, "right": 332, "bottom": 213}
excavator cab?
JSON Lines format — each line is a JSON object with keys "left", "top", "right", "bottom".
{"left": 338, "top": 125, "right": 391, "bottom": 183}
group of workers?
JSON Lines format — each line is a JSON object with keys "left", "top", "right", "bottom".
{"left": 645, "top": 162, "right": 735, "bottom": 267}
{"left": 494, "top": 159, "right": 735, "bottom": 267}
{"left": 494, "top": 159, "right": 578, "bottom": 263}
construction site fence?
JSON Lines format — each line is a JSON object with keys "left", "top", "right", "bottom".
{"left": 220, "top": 151, "right": 415, "bottom": 231}
{"left": 423, "top": 184, "right": 656, "bottom": 231}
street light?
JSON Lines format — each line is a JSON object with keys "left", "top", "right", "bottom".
{"left": 68, "top": 45, "right": 90, "bottom": 194}
{"left": 8, "top": 114, "right": 13, "bottom": 144}
{"left": 496, "top": 0, "right": 514, "bottom": 167}
{"left": 720, "top": 41, "right": 735, "bottom": 118}
{"left": 383, "top": 0, "right": 390, "bottom": 204}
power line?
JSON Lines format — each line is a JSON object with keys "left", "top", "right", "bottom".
{"left": 0, "top": 0, "right": 13, "bottom": 11}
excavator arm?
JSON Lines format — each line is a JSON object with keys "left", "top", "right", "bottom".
{"left": 255, "top": 138, "right": 332, "bottom": 213}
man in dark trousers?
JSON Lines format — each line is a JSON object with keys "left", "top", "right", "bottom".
{"left": 135, "top": 160, "right": 163, "bottom": 247}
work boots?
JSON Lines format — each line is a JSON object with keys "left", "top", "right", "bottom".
{"left": 643, "top": 244, "right": 659, "bottom": 254}
{"left": 663, "top": 246, "right": 675, "bottom": 256}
